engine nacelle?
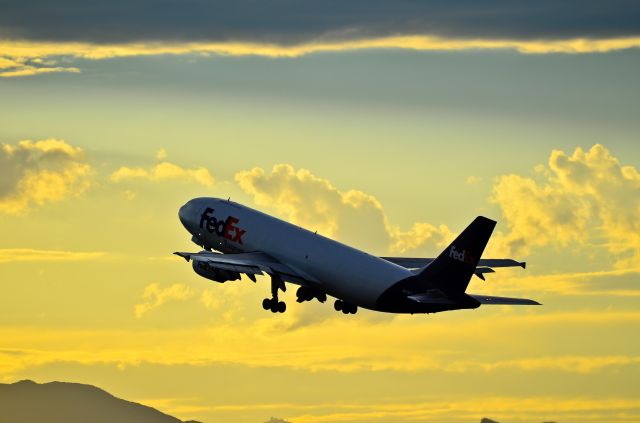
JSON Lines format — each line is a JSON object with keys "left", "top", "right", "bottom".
{"left": 192, "top": 260, "right": 241, "bottom": 283}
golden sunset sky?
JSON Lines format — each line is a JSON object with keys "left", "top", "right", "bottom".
{"left": 1, "top": 2, "right": 639, "bottom": 422}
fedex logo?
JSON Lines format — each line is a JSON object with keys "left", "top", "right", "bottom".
{"left": 449, "top": 246, "right": 475, "bottom": 265}
{"left": 199, "top": 208, "right": 246, "bottom": 244}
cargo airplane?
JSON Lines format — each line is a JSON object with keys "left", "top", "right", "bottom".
{"left": 175, "top": 197, "right": 539, "bottom": 314}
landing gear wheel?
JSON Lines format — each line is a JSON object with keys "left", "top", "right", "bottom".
{"left": 335, "top": 301, "right": 357, "bottom": 314}
{"left": 263, "top": 274, "right": 287, "bottom": 313}
{"left": 334, "top": 300, "right": 343, "bottom": 311}
{"left": 262, "top": 298, "right": 272, "bottom": 310}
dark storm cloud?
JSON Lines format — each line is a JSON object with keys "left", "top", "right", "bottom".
{"left": 0, "top": 0, "right": 639, "bottom": 44}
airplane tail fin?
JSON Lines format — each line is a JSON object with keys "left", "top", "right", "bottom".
{"left": 416, "top": 216, "right": 496, "bottom": 296}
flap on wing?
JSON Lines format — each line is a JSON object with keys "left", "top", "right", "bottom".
{"left": 469, "top": 294, "right": 541, "bottom": 305}
{"left": 174, "top": 251, "right": 310, "bottom": 284}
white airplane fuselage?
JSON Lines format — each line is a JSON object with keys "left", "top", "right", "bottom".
{"left": 179, "top": 197, "right": 412, "bottom": 309}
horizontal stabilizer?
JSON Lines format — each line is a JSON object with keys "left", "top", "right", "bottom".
{"left": 475, "top": 266, "right": 495, "bottom": 281}
{"left": 381, "top": 257, "right": 526, "bottom": 269}
{"left": 469, "top": 294, "right": 541, "bottom": 305}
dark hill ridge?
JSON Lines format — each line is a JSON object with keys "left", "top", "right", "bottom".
{"left": 0, "top": 380, "right": 202, "bottom": 423}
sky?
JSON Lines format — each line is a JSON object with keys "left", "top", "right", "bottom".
{"left": 0, "top": 1, "right": 639, "bottom": 422}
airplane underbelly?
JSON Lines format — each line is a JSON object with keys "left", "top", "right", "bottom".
{"left": 304, "top": 248, "right": 411, "bottom": 308}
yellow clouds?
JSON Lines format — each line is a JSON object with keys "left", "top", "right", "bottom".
{"left": 0, "top": 139, "right": 92, "bottom": 214}
{"left": 1, "top": 35, "right": 639, "bottom": 78}
{"left": 0, "top": 65, "right": 80, "bottom": 78}
{"left": 2, "top": 36, "right": 640, "bottom": 77}
{"left": 289, "top": 396, "right": 640, "bottom": 423}
{"left": 388, "top": 222, "right": 454, "bottom": 255}
{"left": 0, "top": 249, "right": 104, "bottom": 263}
{"left": 0, "top": 138, "right": 215, "bottom": 213}
{"left": 2, "top": 309, "right": 640, "bottom": 376}
{"left": 236, "top": 164, "right": 451, "bottom": 254}
{"left": 0, "top": 56, "right": 79, "bottom": 77}
{"left": 493, "top": 144, "right": 640, "bottom": 264}
{"left": 475, "top": 355, "right": 640, "bottom": 374}
{"left": 111, "top": 161, "right": 214, "bottom": 187}
{"left": 134, "top": 283, "right": 195, "bottom": 318}
{"left": 135, "top": 283, "right": 231, "bottom": 317}
{"left": 209, "top": 397, "right": 640, "bottom": 423}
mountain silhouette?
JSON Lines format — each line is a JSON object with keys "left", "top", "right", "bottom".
{"left": 0, "top": 380, "right": 202, "bottom": 423}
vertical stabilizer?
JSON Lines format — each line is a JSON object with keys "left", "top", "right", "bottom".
{"left": 417, "top": 216, "right": 496, "bottom": 295}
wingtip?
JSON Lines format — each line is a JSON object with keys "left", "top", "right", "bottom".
{"left": 173, "top": 252, "right": 191, "bottom": 262}
{"left": 521, "top": 261, "right": 527, "bottom": 269}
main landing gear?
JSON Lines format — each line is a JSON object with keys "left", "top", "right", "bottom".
{"left": 296, "top": 286, "right": 327, "bottom": 303}
{"left": 262, "top": 274, "right": 286, "bottom": 313}
{"left": 334, "top": 299, "right": 357, "bottom": 314}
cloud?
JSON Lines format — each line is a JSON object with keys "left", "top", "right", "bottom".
{"left": 481, "top": 267, "right": 640, "bottom": 297}
{"left": 2, "top": 35, "right": 640, "bottom": 77}
{"left": 0, "top": 36, "right": 639, "bottom": 68}
{"left": 207, "top": 397, "right": 638, "bottom": 423}
{"left": 264, "top": 418, "right": 291, "bottom": 423}
{"left": 473, "top": 355, "right": 640, "bottom": 374}
{"left": 200, "top": 287, "right": 223, "bottom": 311}
{"left": 0, "top": 139, "right": 92, "bottom": 214}
{"left": 492, "top": 144, "right": 640, "bottom": 266}
{"left": 0, "top": 57, "right": 22, "bottom": 69}
{"left": 110, "top": 161, "right": 214, "bottom": 187}
{"left": 3, "top": 310, "right": 640, "bottom": 375}
{"left": 0, "top": 54, "right": 80, "bottom": 77}
{"left": 288, "top": 397, "right": 640, "bottom": 423}
{"left": 2, "top": 2, "right": 640, "bottom": 77}
{"left": 1, "top": 1, "right": 640, "bottom": 44}
{"left": 0, "top": 65, "right": 79, "bottom": 78}
{"left": 0, "top": 249, "right": 105, "bottom": 263}
{"left": 137, "top": 397, "right": 210, "bottom": 416}
{"left": 235, "top": 164, "right": 452, "bottom": 254}
{"left": 466, "top": 175, "right": 482, "bottom": 185}
{"left": 134, "top": 283, "right": 195, "bottom": 318}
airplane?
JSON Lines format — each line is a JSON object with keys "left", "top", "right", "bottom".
{"left": 175, "top": 197, "right": 540, "bottom": 315}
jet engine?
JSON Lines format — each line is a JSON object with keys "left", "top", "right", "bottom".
{"left": 192, "top": 260, "right": 241, "bottom": 283}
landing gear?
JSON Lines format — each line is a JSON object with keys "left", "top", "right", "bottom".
{"left": 334, "top": 300, "right": 357, "bottom": 314}
{"left": 296, "top": 286, "right": 327, "bottom": 303}
{"left": 262, "top": 274, "right": 287, "bottom": 313}
{"left": 262, "top": 297, "right": 286, "bottom": 313}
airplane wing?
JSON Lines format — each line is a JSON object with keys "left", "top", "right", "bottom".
{"left": 381, "top": 256, "right": 525, "bottom": 280}
{"left": 173, "top": 251, "right": 313, "bottom": 285}
{"left": 468, "top": 294, "right": 541, "bottom": 305}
